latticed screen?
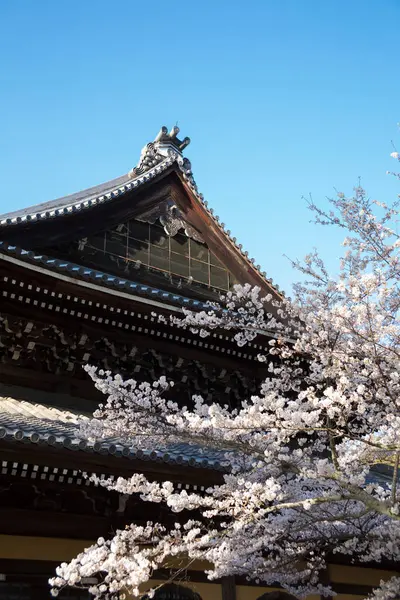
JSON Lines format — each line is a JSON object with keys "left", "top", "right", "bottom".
{"left": 84, "top": 220, "right": 238, "bottom": 291}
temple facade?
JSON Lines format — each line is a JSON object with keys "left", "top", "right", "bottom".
{"left": 0, "top": 127, "right": 397, "bottom": 599}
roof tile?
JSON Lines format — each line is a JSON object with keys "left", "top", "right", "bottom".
{"left": 0, "top": 395, "right": 226, "bottom": 470}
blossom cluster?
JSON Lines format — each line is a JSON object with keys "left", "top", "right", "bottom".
{"left": 51, "top": 152, "right": 400, "bottom": 600}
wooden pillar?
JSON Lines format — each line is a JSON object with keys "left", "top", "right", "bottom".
{"left": 320, "top": 567, "right": 333, "bottom": 599}
{"left": 221, "top": 576, "right": 236, "bottom": 600}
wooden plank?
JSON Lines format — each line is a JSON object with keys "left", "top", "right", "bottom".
{"left": 221, "top": 576, "right": 236, "bottom": 600}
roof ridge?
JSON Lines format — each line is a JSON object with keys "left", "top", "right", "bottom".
{"left": 175, "top": 151, "right": 284, "bottom": 298}
{"left": 0, "top": 173, "right": 130, "bottom": 222}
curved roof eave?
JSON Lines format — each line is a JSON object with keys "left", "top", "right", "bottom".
{"left": 0, "top": 396, "right": 228, "bottom": 471}
{"left": 0, "top": 241, "right": 210, "bottom": 312}
{"left": 0, "top": 156, "right": 176, "bottom": 226}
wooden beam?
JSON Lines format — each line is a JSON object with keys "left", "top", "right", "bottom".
{"left": 0, "top": 559, "right": 384, "bottom": 596}
{"left": 0, "top": 301, "right": 260, "bottom": 374}
{"left": 221, "top": 576, "right": 236, "bottom": 600}
{"left": 0, "top": 441, "right": 224, "bottom": 486}
{"left": 0, "top": 508, "right": 125, "bottom": 539}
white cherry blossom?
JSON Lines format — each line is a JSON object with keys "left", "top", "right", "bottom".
{"left": 51, "top": 152, "right": 400, "bottom": 600}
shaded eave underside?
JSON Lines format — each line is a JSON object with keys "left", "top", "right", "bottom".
{"left": 0, "top": 241, "right": 279, "bottom": 353}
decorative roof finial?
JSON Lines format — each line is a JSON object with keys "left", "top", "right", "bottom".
{"left": 129, "top": 125, "right": 191, "bottom": 179}
{"left": 154, "top": 126, "right": 168, "bottom": 142}
{"left": 179, "top": 137, "right": 190, "bottom": 151}
{"left": 169, "top": 125, "right": 179, "bottom": 139}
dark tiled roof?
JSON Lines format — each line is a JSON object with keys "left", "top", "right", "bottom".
{"left": 366, "top": 465, "right": 396, "bottom": 487}
{"left": 0, "top": 396, "right": 227, "bottom": 471}
{"left": 0, "top": 126, "right": 283, "bottom": 297}
{"left": 0, "top": 153, "right": 177, "bottom": 227}
{"left": 0, "top": 173, "right": 130, "bottom": 224}
{"left": 0, "top": 241, "right": 210, "bottom": 311}
{"left": 0, "top": 396, "right": 393, "bottom": 483}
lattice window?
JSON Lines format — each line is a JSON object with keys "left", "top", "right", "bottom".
{"left": 83, "top": 221, "right": 239, "bottom": 291}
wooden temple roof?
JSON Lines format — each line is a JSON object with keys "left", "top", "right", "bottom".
{"left": 0, "top": 128, "right": 397, "bottom": 577}
{"left": 0, "top": 125, "right": 283, "bottom": 300}
{"left": 0, "top": 125, "right": 277, "bottom": 486}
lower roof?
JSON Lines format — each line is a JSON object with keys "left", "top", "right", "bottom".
{"left": 0, "top": 394, "right": 226, "bottom": 472}
{"left": 0, "top": 393, "right": 393, "bottom": 485}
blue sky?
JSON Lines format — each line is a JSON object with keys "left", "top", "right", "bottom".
{"left": 0, "top": 0, "right": 399, "bottom": 294}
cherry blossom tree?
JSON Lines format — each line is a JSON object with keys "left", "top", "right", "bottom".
{"left": 50, "top": 152, "right": 400, "bottom": 600}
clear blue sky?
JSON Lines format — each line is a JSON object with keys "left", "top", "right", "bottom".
{"left": 0, "top": 0, "right": 399, "bottom": 294}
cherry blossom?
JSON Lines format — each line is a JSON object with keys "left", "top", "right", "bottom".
{"left": 50, "top": 152, "right": 400, "bottom": 600}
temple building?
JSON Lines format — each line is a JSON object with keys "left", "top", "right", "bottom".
{"left": 0, "top": 127, "right": 397, "bottom": 599}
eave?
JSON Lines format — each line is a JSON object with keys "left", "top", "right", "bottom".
{"left": 0, "top": 241, "right": 210, "bottom": 312}
{"left": 0, "top": 395, "right": 226, "bottom": 473}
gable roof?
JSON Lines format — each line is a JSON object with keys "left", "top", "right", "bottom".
{"left": 0, "top": 126, "right": 283, "bottom": 299}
